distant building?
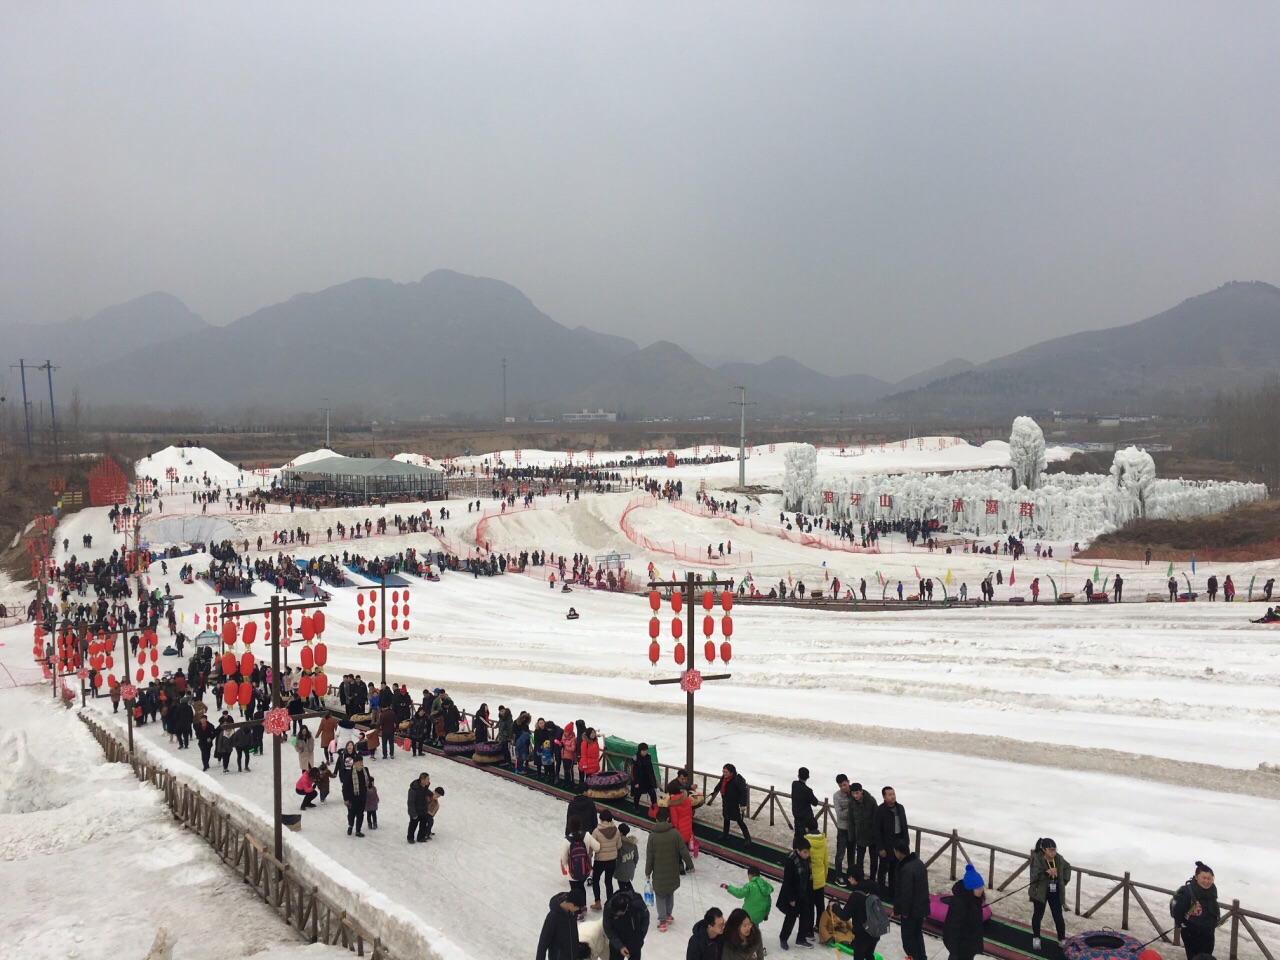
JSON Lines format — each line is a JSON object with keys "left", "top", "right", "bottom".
{"left": 562, "top": 408, "right": 617, "bottom": 422}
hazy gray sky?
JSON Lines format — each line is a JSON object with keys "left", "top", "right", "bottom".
{"left": 3, "top": 2, "right": 1278, "bottom": 380}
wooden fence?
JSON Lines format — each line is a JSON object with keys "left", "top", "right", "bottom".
{"left": 79, "top": 714, "right": 395, "bottom": 960}
{"left": 618, "top": 751, "right": 1278, "bottom": 960}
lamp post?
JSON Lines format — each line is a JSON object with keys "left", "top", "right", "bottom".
{"left": 645, "top": 572, "right": 736, "bottom": 778}
{"left": 219, "top": 593, "right": 327, "bottom": 862}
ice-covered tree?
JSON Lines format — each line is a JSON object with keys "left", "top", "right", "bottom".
{"left": 782, "top": 444, "right": 818, "bottom": 512}
{"left": 1110, "top": 446, "right": 1157, "bottom": 518}
{"left": 1008, "top": 416, "right": 1047, "bottom": 490}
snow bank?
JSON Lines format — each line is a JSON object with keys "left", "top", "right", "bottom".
{"left": 140, "top": 515, "right": 237, "bottom": 546}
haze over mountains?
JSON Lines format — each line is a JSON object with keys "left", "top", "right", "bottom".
{"left": 3, "top": 272, "right": 1278, "bottom": 420}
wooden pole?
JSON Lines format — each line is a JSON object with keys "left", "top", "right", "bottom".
{"left": 380, "top": 578, "right": 387, "bottom": 684}
{"left": 123, "top": 627, "right": 134, "bottom": 755}
{"left": 270, "top": 593, "right": 283, "bottom": 863}
{"left": 685, "top": 572, "right": 695, "bottom": 778}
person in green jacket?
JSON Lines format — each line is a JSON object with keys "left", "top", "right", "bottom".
{"left": 1029, "top": 837, "right": 1071, "bottom": 950}
{"left": 845, "top": 783, "right": 879, "bottom": 883}
{"left": 722, "top": 866, "right": 774, "bottom": 925}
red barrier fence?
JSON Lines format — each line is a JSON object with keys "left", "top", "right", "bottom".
{"left": 619, "top": 497, "right": 753, "bottom": 565}
{"left": 667, "top": 498, "right": 881, "bottom": 556}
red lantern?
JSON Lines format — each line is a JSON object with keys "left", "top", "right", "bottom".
{"left": 108, "top": 674, "right": 119, "bottom": 688}
{"left": 357, "top": 593, "right": 364, "bottom": 606}
{"left": 150, "top": 649, "right": 158, "bottom": 664}
{"left": 720, "top": 641, "right": 732, "bottom": 663}
{"left": 671, "top": 592, "right": 683, "bottom": 613}
{"left": 313, "top": 672, "right": 328, "bottom": 696}
{"left": 222, "top": 652, "right": 236, "bottom": 676}
{"left": 224, "top": 680, "right": 239, "bottom": 704}
{"left": 357, "top": 608, "right": 365, "bottom": 621}
{"left": 392, "top": 590, "right": 400, "bottom": 603}
{"left": 391, "top": 619, "right": 398, "bottom": 632}
{"left": 703, "top": 615, "right": 714, "bottom": 637}
{"left": 150, "top": 665, "right": 159, "bottom": 678}
{"left": 314, "top": 642, "right": 328, "bottom": 667}
{"left": 136, "top": 668, "right": 145, "bottom": 682}
{"left": 240, "top": 652, "right": 255, "bottom": 676}
{"left": 721, "top": 616, "right": 733, "bottom": 637}
{"left": 358, "top": 623, "right": 366, "bottom": 635}
{"left": 221, "top": 621, "right": 237, "bottom": 646}
{"left": 720, "top": 591, "right": 733, "bottom": 612}
{"left": 674, "top": 642, "right": 685, "bottom": 666}
{"left": 313, "top": 611, "right": 325, "bottom": 635}
{"left": 704, "top": 640, "right": 716, "bottom": 663}
{"left": 648, "top": 641, "right": 660, "bottom": 664}
{"left": 93, "top": 673, "right": 103, "bottom": 688}
{"left": 649, "top": 617, "right": 660, "bottom": 639}
{"left": 301, "top": 616, "right": 315, "bottom": 642}
{"left": 299, "top": 675, "right": 312, "bottom": 699}
{"left": 300, "top": 646, "right": 314, "bottom": 671}
{"left": 671, "top": 617, "right": 683, "bottom": 640}
{"left": 238, "top": 683, "right": 252, "bottom": 707}
{"left": 242, "top": 621, "right": 257, "bottom": 646}
{"left": 105, "top": 656, "right": 114, "bottom": 669}
{"left": 649, "top": 590, "right": 661, "bottom": 611}
{"left": 702, "top": 591, "right": 713, "bottom": 610}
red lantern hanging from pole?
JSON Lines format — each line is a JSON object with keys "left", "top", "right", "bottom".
{"left": 702, "top": 615, "right": 714, "bottom": 637}
{"left": 720, "top": 642, "right": 732, "bottom": 663}
{"left": 720, "top": 591, "right": 733, "bottom": 612}
{"left": 314, "top": 642, "right": 328, "bottom": 667}
{"left": 648, "top": 590, "right": 661, "bottom": 611}
{"left": 671, "top": 592, "right": 683, "bottom": 613}
{"left": 648, "top": 641, "right": 660, "bottom": 664}
{"left": 673, "top": 642, "right": 685, "bottom": 666}
{"left": 702, "top": 591, "right": 713, "bottom": 611}
{"left": 721, "top": 616, "right": 733, "bottom": 637}
{"left": 671, "top": 618, "right": 683, "bottom": 640}
{"left": 704, "top": 640, "right": 716, "bottom": 663}
{"left": 313, "top": 673, "right": 329, "bottom": 696}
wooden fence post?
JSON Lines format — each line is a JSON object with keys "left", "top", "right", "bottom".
{"left": 950, "top": 830, "right": 959, "bottom": 881}
{"left": 1122, "top": 872, "right": 1130, "bottom": 930}
{"left": 1230, "top": 900, "right": 1240, "bottom": 960}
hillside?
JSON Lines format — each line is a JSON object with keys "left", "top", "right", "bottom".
{"left": 878, "top": 281, "right": 1280, "bottom": 416}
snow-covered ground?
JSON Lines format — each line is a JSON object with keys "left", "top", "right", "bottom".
{"left": 0, "top": 683, "right": 354, "bottom": 960}
{"left": 11, "top": 434, "right": 1280, "bottom": 958}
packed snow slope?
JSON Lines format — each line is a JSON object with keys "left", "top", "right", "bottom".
{"left": 0, "top": 684, "right": 354, "bottom": 960}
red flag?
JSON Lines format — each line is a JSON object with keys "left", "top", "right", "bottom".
{"left": 914, "top": 566, "right": 921, "bottom": 580}
{"left": 1009, "top": 569, "right": 1015, "bottom": 586}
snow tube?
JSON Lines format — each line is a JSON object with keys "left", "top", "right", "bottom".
{"left": 1007, "top": 596, "right": 1025, "bottom": 604}
{"left": 928, "top": 893, "right": 993, "bottom": 925}
{"left": 472, "top": 741, "right": 506, "bottom": 765}
{"left": 585, "top": 771, "right": 630, "bottom": 789}
{"left": 1061, "top": 931, "right": 1145, "bottom": 960}
{"left": 282, "top": 814, "right": 302, "bottom": 832}
{"left": 445, "top": 731, "right": 475, "bottom": 745}
{"left": 587, "top": 786, "right": 630, "bottom": 801}
{"left": 443, "top": 741, "right": 475, "bottom": 757}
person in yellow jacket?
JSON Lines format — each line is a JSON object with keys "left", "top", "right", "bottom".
{"left": 818, "top": 899, "right": 854, "bottom": 946}
{"left": 806, "top": 833, "right": 830, "bottom": 936}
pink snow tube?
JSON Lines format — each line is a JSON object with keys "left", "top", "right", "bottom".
{"left": 929, "top": 893, "right": 992, "bottom": 925}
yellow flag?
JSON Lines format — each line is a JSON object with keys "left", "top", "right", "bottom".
{"left": 945, "top": 569, "right": 952, "bottom": 585}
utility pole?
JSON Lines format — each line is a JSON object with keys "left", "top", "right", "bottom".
{"left": 41, "top": 361, "right": 58, "bottom": 461}
{"left": 502, "top": 357, "right": 507, "bottom": 422}
{"left": 321, "top": 397, "right": 332, "bottom": 448}
{"left": 15, "top": 360, "right": 32, "bottom": 456}
{"left": 730, "top": 387, "right": 755, "bottom": 488}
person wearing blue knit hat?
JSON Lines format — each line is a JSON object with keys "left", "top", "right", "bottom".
{"left": 944, "top": 865, "right": 988, "bottom": 960}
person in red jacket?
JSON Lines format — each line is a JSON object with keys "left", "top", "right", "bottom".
{"left": 579, "top": 728, "right": 602, "bottom": 778}
{"left": 667, "top": 784, "right": 695, "bottom": 852}
{"left": 559, "top": 719, "right": 578, "bottom": 785}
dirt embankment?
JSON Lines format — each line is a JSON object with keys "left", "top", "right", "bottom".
{"left": 1079, "top": 498, "right": 1280, "bottom": 562}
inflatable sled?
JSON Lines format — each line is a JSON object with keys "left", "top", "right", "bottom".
{"left": 472, "top": 741, "right": 507, "bottom": 765}
{"left": 1061, "top": 931, "right": 1146, "bottom": 960}
{"left": 586, "top": 770, "right": 631, "bottom": 799}
{"left": 928, "top": 893, "right": 993, "bottom": 925}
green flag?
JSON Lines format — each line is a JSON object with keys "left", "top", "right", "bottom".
{"left": 1166, "top": 560, "right": 1174, "bottom": 577}
{"left": 1092, "top": 565, "right": 1100, "bottom": 583}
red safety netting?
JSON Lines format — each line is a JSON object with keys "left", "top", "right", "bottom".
{"left": 619, "top": 497, "right": 753, "bottom": 566}
{"left": 666, "top": 498, "right": 880, "bottom": 555}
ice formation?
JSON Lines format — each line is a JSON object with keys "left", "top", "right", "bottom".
{"left": 782, "top": 424, "right": 1266, "bottom": 540}
{"left": 1009, "top": 416, "right": 1047, "bottom": 490}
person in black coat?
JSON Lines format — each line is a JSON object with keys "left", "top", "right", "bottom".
{"left": 777, "top": 837, "right": 814, "bottom": 949}
{"left": 631, "top": 743, "right": 659, "bottom": 811}
{"left": 790, "top": 767, "right": 819, "bottom": 840}
{"left": 890, "top": 840, "right": 930, "bottom": 960}
{"left": 193, "top": 716, "right": 218, "bottom": 770}
{"left": 943, "top": 866, "right": 987, "bottom": 960}
{"left": 169, "top": 697, "right": 194, "bottom": 749}
{"left": 537, "top": 889, "right": 586, "bottom": 960}
{"left": 686, "top": 907, "right": 725, "bottom": 960}
{"left": 603, "top": 889, "right": 651, "bottom": 960}
{"left": 406, "top": 772, "right": 432, "bottom": 843}
{"left": 566, "top": 794, "right": 599, "bottom": 836}
{"left": 708, "top": 763, "right": 752, "bottom": 843}
{"left": 871, "top": 787, "right": 909, "bottom": 894}
{"left": 838, "top": 873, "right": 882, "bottom": 960}
{"left": 343, "top": 758, "right": 370, "bottom": 837}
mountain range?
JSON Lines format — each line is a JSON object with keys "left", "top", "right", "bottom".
{"left": 3, "top": 273, "right": 1278, "bottom": 420}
